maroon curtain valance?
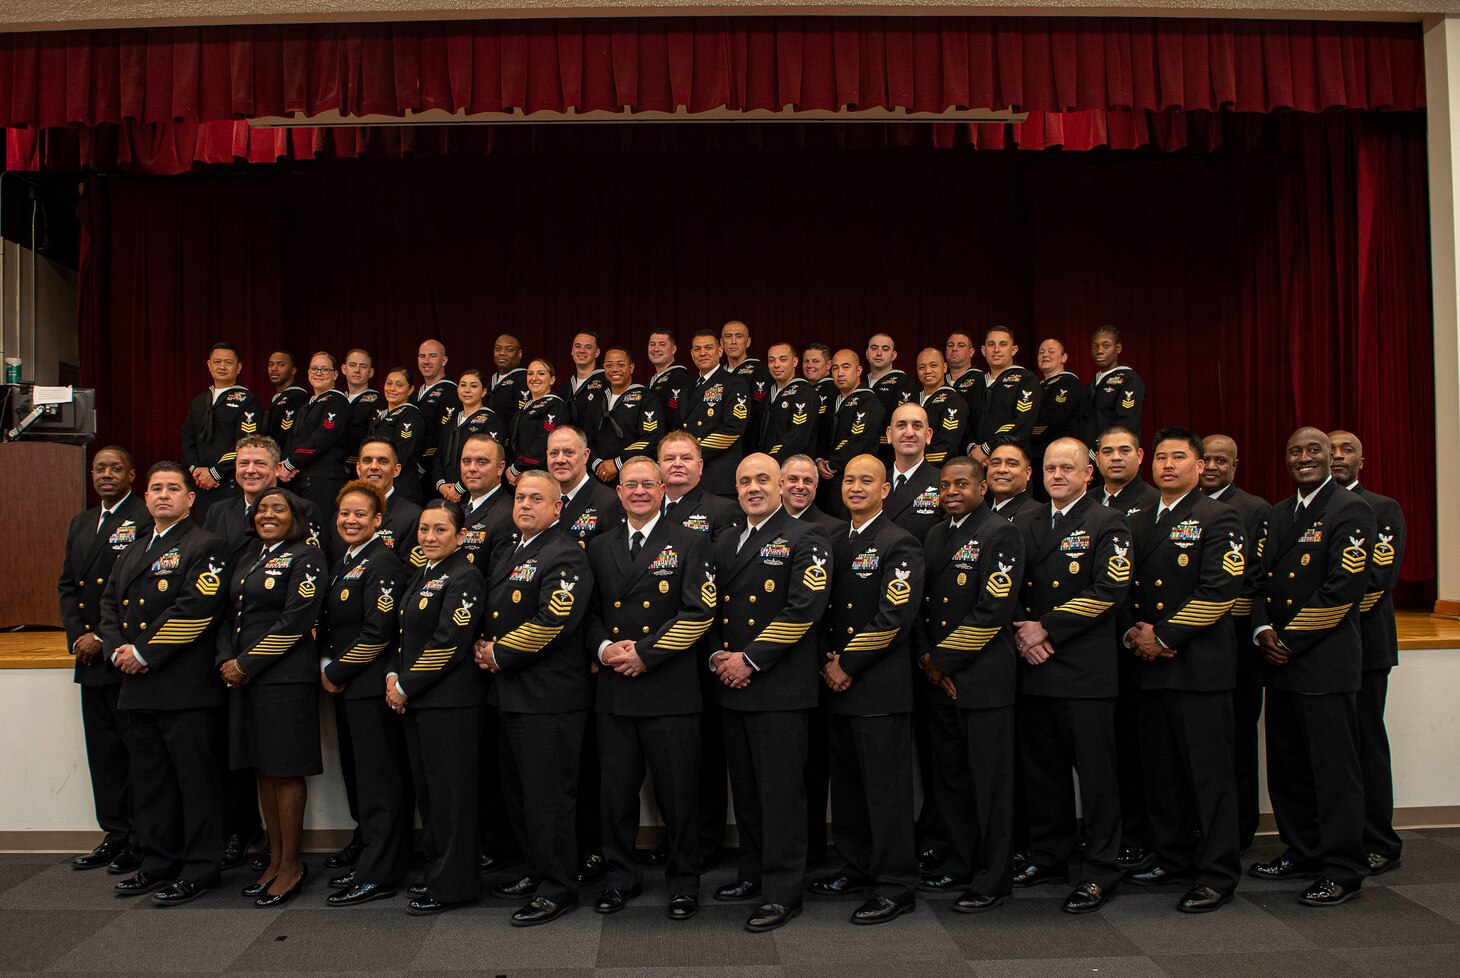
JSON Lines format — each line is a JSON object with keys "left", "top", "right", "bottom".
{"left": 0, "top": 15, "right": 1425, "bottom": 133}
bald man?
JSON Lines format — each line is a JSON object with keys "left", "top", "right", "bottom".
{"left": 915, "top": 348, "right": 969, "bottom": 467}
{"left": 1328, "top": 430, "right": 1407, "bottom": 875}
{"left": 722, "top": 321, "right": 773, "bottom": 454}
{"left": 817, "top": 350, "right": 884, "bottom": 519}
{"left": 866, "top": 333, "right": 919, "bottom": 465}
{"left": 415, "top": 339, "right": 460, "bottom": 490}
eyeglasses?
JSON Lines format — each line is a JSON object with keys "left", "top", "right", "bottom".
{"left": 308, "top": 366, "right": 334, "bottom": 374}
{"left": 620, "top": 480, "right": 661, "bottom": 490}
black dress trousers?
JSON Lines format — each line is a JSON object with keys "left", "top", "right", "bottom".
{"left": 598, "top": 712, "right": 702, "bottom": 895}
{"left": 80, "top": 684, "right": 134, "bottom": 846}
{"left": 124, "top": 706, "right": 226, "bottom": 885}
{"left": 404, "top": 705, "right": 482, "bottom": 903}
{"left": 938, "top": 705, "right": 1015, "bottom": 897}
{"left": 827, "top": 713, "right": 918, "bottom": 898}
{"left": 343, "top": 697, "right": 412, "bottom": 886}
{"left": 723, "top": 708, "right": 810, "bottom": 907}
{"left": 1357, "top": 669, "right": 1402, "bottom": 862}
{"left": 500, "top": 709, "right": 586, "bottom": 905}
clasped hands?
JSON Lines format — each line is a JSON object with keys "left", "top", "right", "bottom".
{"left": 823, "top": 652, "right": 851, "bottom": 692}
{"left": 218, "top": 658, "right": 249, "bottom": 687}
{"left": 112, "top": 644, "right": 149, "bottom": 675}
{"left": 385, "top": 674, "right": 407, "bottom": 713}
{"left": 600, "top": 640, "right": 646, "bottom": 677}
{"left": 711, "top": 650, "right": 752, "bottom": 689}
{"left": 1124, "top": 622, "right": 1175, "bottom": 662}
{"left": 1013, "top": 620, "right": 1056, "bottom": 665}
{"left": 1256, "top": 628, "right": 1294, "bottom": 667}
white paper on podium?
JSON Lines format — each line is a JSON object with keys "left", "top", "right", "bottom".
{"left": 31, "top": 386, "right": 73, "bottom": 405}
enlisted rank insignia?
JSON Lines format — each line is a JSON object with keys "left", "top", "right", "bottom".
{"left": 986, "top": 561, "right": 1014, "bottom": 598}
{"left": 642, "top": 411, "right": 659, "bottom": 432}
{"left": 732, "top": 394, "right": 749, "bottom": 420}
{"left": 1120, "top": 390, "right": 1136, "bottom": 409}
{"left": 791, "top": 403, "right": 809, "bottom": 425}
{"left": 701, "top": 571, "right": 717, "bottom": 608}
{"left": 1107, "top": 544, "right": 1132, "bottom": 583}
{"left": 886, "top": 568, "right": 912, "bottom": 606}
{"left": 1373, "top": 533, "right": 1396, "bottom": 566}
{"left": 549, "top": 576, "right": 577, "bottom": 617}
{"left": 803, "top": 555, "right": 829, "bottom": 592}
{"left": 1222, "top": 542, "right": 1245, "bottom": 577}
{"left": 850, "top": 411, "right": 867, "bottom": 435}
{"left": 1256, "top": 536, "right": 1266, "bottom": 557}
{"left": 410, "top": 547, "right": 427, "bottom": 568}
{"left": 942, "top": 409, "right": 959, "bottom": 430}
{"left": 240, "top": 411, "right": 258, "bottom": 434}
{"left": 1015, "top": 390, "right": 1034, "bottom": 413}
{"left": 281, "top": 410, "right": 296, "bottom": 431}
{"left": 1342, "top": 537, "right": 1367, "bottom": 574}
{"left": 400, "top": 422, "right": 413, "bottom": 439}
{"left": 1054, "top": 389, "right": 1068, "bottom": 404}
{"left": 452, "top": 596, "right": 475, "bottom": 627}
{"left": 195, "top": 560, "right": 224, "bottom": 596}
{"left": 299, "top": 573, "right": 318, "bottom": 599}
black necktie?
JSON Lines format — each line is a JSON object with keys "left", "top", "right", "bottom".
{"left": 630, "top": 530, "right": 644, "bottom": 560}
{"left": 894, "top": 474, "right": 907, "bottom": 495}
{"left": 738, "top": 524, "right": 758, "bottom": 555}
{"left": 96, "top": 508, "right": 116, "bottom": 537}
{"left": 1051, "top": 509, "right": 1062, "bottom": 530}
{"left": 663, "top": 499, "right": 677, "bottom": 519}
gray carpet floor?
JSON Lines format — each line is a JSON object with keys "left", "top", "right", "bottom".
{"left": 3, "top": 829, "right": 1460, "bottom": 976}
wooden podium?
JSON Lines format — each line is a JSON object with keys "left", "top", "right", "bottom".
{"left": 0, "top": 442, "right": 84, "bottom": 628}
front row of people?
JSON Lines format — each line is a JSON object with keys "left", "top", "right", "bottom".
{"left": 60, "top": 419, "right": 1396, "bottom": 932}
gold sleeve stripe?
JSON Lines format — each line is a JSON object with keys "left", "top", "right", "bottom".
{"left": 1360, "top": 591, "right": 1384, "bottom": 613}
{"left": 151, "top": 622, "right": 211, "bottom": 639}
{"left": 624, "top": 441, "right": 650, "bottom": 452}
{"left": 1053, "top": 598, "right": 1114, "bottom": 617}
{"left": 1231, "top": 598, "right": 1254, "bottom": 616}
{"left": 656, "top": 620, "right": 713, "bottom": 651}
{"left": 1286, "top": 603, "right": 1355, "bottom": 630}
{"left": 845, "top": 628, "right": 899, "bottom": 652}
{"left": 940, "top": 625, "right": 999, "bottom": 651}
{"left": 753, "top": 620, "right": 814, "bottom": 645}
{"left": 1168, "top": 599, "right": 1236, "bottom": 627}
{"left": 701, "top": 433, "right": 740, "bottom": 449}
{"left": 497, "top": 625, "right": 564, "bottom": 653}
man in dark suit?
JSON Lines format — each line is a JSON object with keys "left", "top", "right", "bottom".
{"left": 354, "top": 437, "right": 427, "bottom": 556}
{"left": 557, "top": 331, "right": 609, "bottom": 431}
{"left": 1011, "top": 437, "right": 1132, "bottom": 914}
{"left": 476, "top": 470, "right": 595, "bottom": 926}
{"left": 180, "top": 342, "right": 260, "bottom": 519}
{"left": 647, "top": 330, "right": 692, "bottom": 434}
{"left": 914, "top": 456, "right": 1025, "bottom": 913}
{"left": 801, "top": 343, "right": 837, "bottom": 459}
{"left": 1329, "top": 429, "right": 1407, "bottom": 876}
{"left": 781, "top": 455, "right": 847, "bottom": 533}
{"left": 969, "top": 327, "right": 1040, "bottom": 466}
{"left": 985, "top": 436, "right": 1041, "bottom": 521}
{"left": 1200, "top": 433, "right": 1272, "bottom": 851}
{"left": 811, "top": 455, "right": 923, "bottom": 924}
{"left": 489, "top": 333, "right": 530, "bottom": 429}
{"left": 761, "top": 342, "right": 817, "bottom": 465}
{"left": 710, "top": 453, "right": 832, "bottom": 933}
{"left": 264, "top": 351, "right": 309, "bottom": 448}
{"left": 1085, "top": 327, "right": 1146, "bottom": 452}
{"left": 590, "top": 347, "right": 663, "bottom": 486}
{"left": 1249, "top": 428, "right": 1376, "bottom": 906}
{"left": 884, "top": 403, "right": 944, "bottom": 540}
{"left": 586, "top": 457, "right": 716, "bottom": 920}
{"left": 59, "top": 446, "right": 152, "bottom": 874}
{"left": 817, "top": 349, "right": 884, "bottom": 518}
{"left": 915, "top": 348, "right": 968, "bottom": 467}
{"left": 723, "top": 320, "right": 774, "bottom": 454}
{"left": 100, "top": 462, "right": 230, "bottom": 905}
{"left": 680, "top": 330, "right": 751, "bottom": 498}
{"left": 866, "top": 333, "right": 919, "bottom": 465}
{"left": 1121, "top": 428, "right": 1246, "bottom": 912}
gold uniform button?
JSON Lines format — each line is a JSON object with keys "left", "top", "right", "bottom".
{"left": 1052, "top": 581, "right": 1060, "bottom": 588}
{"left": 612, "top": 627, "right": 620, "bottom": 635}
{"left": 139, "top": 599, "right": 145, "bottom": 605}
{"left": 139, "top": 622, "right": 146, "bottom": 629}
{"left": 942, "top": 597, "right": 948, "bottom": 603}
{"left": 642, "top": 626, "right": 651, "bottom": 634}
{"left": 723, "top": 618, "right": 730, "bottom": 625}
{"left": 613, "top": 601, "right": 622, "bottom": 609}
{"left": 643, "top": 601, "right": 652, "bottom": 609}
{"left": 123, "top": 599, "right": 130, "bottom": 606}
{"left": 1286, "top": 599, "right": 1294, "bottom": 606}
{"left": 95, "top": 578, "right": 103, "bottom": 585}
{"left": 1288, "top": 572, "right": 1296, "bottom": 579}
{"left": 940, "top": 620, "right": 947, "bottom": 627}
{"left": 492, "top": 611, "right": 500, "bottom": 619}
{"left": 748, "top": 619, "right": 755, "bottom": 626}
{"left": 1155, "top": 580, "right": 1162, "bottom": 587}
{"left": 847, "top": 627, "right": 854, "bottom": 635}
{"left": 846, "top": 603, "right": 854, "bottom": 610}
{"left": 1155, "top": 603, "right": 1164, "bottom": 611}
{"left": 748, "top": 596, "right": 756, "bottom": 604}
{"left": 78, "top": 603, "right": 85, "bottom": 610}
{"left": 84, "top": 625, "right": 92, "bottom": 632}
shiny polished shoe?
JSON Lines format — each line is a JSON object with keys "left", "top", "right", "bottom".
{"left": 745, "top": 902, "right": 801, "bottom": 932}
{"left": 595, "top": 886, "right": 641, "bottom": 913}
{"left": 916, "top": 873, "right": 964, "bottom": 893}
{"left": 511, "top": 896, "right": 574, "bottom": 926}
{"left": 1061, "top": 882, "right": 1108, "bottom": 914}
{"left": 641, "top": 841, "right": 669, "bottom": 866}
{"left": 667, "top": 894, "right": 698, "bottom": 920}
{"left": 73, "top": 840, "right": 126, "bottom": 871}
{"left": 241, "top": 875, "right": 277, "bottom": 898}
{"left": 329, "top": 870, "right": 357, "bottom": 890}
{"left": 106, "top": 847, "right": 143, "bottom": 875}
{"left": 809, "top": 874, "right": 871, "bottom": 896}
{"left": 1367, "top": 852, "right": 1402, "bottom": 875}
{"left": 325, "top": 842, "right": 362, "bottom": 870}
{"left": 492, "top": 876, "right": 541, "bottom": 899}
{"left": 221, "top": 833, "right": 247, "bottom": 871}
{"left": 575, "top": 853, "right": 607, "bottom": 885}
{"left": 153, "top": 879, "right": 211, "bottom": 906}
{"left": 406, "top": 896, "right": 462, "bottom": 916}
{"left": 408, "top": 882, "right": 429, "bottom": 897}
{"left": 851, "top": 893, "right": 915, "bottom": 925}
{"left": 953, "top": 891, "right": 1004, "bottom": 913}
{"left": 1124, "top": 864, "right": 1190, "bottom": 887}
{"left": 479, "top": 853, "right": 509, "bottom": 874}
{"left": 1298, "top": 877, "right": 1360, "bottom": 907}
{"left": 327, "top": 882, "right": 397, "bottom": 907}
{"left": 1248, "top": 854, "right": 1321, "bottom": 880}
{"left": 114, "top": 871, "right": 166, "bottom": 896}
{"left": 1117, "top": 845, "right": 1149, "bottom": 869}
{"left": 1012, "top": 863, "right": 1069, "bottom": 888}
{"left": 917, "top": 847, "right": 945, "bottom": 874}
{"left": 254, "top": 867, "right": 308, "bottom": 908}
{"left": 1178, "top": 885, "right": 1231, "bottom": 913}
{"left": 714, "top": 879, "right": 762, "bottom": 902}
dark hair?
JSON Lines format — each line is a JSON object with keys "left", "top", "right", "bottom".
{"left": 337, "top": 479, "right": 386, "bottom": 516}
{"left": 459, "top": 368, "right": 486, "bottom": 385}
{"left": 1153, "top": 426, "right": 1203, "bottom": 458}
{"left": 422, "top": 498, "right": 466, "bottom": 532}
{"left": 1098, "top": 425, "right": 1141, "bottom": 448}
{"left": 603, "top": 346, "right": 632, "bottom": 361}
{"left": 803, "top": 342, "right": 832, "bottom": 357}
{"left": 386, "top": 366, "right": 413, "bottom": 384}
{"left": 691, "top": 329, "right": 720, "bottom": 343}
{"left": 1093, "top": 325, "right": 1122, "bottom": 343}
{"left": 209, "top": 342, "right": 240, "bottom": 357}
{"left": 461, "top": 433, "right": 504, "bottom": 462}
{"left": 250, "top": 487, "right": 311, "bottom": 545}
{"left": 984, "top": 325, "right": 1016, "bottom": 344}
{"left": 528, "top": 356, "right": 557, "bottom": 380}
{"left": 987, "top": 434, "right": 1031, "bottom": 465}
{"left": 270, "top": 350, "right": 296, "bottom": 368}
{"left": 497, "top": 332, "right": 523, "bottom": 346}
{"left": 573, "top": 330, "right": 600, "bottom": 344}
{"left": 145, "top": 461, "right": 193, "bottom": 491}
{"left": 647, "top": 329, "right": 677, "bottom": 345}
{"left": 93, "top": 445, "right": 135, "bottom": 470}
{"left": 357, "top": 437, "right": 398, "bottom": 461}
{"left": 946, "top": 330, "right": 975, "bottom": 345}
{"left": 940, "top": 455, "right": 987, "bottom": 482}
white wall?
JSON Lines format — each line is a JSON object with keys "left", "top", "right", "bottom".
{"left": 0, "top": 242, "right": 80, "bottom": 387}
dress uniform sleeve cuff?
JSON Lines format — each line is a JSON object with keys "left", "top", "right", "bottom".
{"left": 742, "top": 652, "right": 761, "bottom": 672}
{"left": 1252, "top": 624, "right": 1274, "bottom": 642}
{"left": 209, "top": 467, "right": 222, "bottom": 481}
{"left": 282, "top": 459, "right": 297, "bottom": 472}
{"left": 597, "top": 641, "right": 612, "bottom": 664}
{"left": 132, "top": 647, "right": 148, "bottom": 667}
{"left": 319, "top": 656, "right": 332, "bottom": 672}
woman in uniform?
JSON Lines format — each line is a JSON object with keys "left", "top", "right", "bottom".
{"left": 507, "top": 358, "right": 566, "bottom": 485}
{"left": 433, "top": 369, "right": 505, "bottom": 503}
{"left": 218, "top": 486, "right": 328, "bottom": 908}
{"left": 319, "top": 480, "right": 408, "bottom": 906}
{"left": 386, "top": 499, "right": 487, "bottom": 915}
{"left": 279, "top": 352, "right": 351, "bottom": 517}
{"left": 368, "top": 367, "right": 425, "bottom": 504}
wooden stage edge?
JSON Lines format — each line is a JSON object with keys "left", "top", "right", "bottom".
{"left": 5, "top": 610, "right": 1460, "bottom": 670}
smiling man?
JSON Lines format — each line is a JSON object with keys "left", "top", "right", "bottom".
{"left": 969, "top": 327, "right": 1039, "bottom": 466}
{"left": 760, "top": 342, "right": 816, "bottom": 464}
{"left": 1085, "top": 327, "right": 1145, "bottom": 451}
{"left": 984, "top": 437, "right": 1040, "bottom": 521}
{"left": 180, "top": 342, "right": 261, "bottom": 519}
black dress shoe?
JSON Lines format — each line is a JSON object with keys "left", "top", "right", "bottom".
{"left": 575, "top": 853, "right": 606, "bottom": 885}
{"left": 511, "top": 896, "right": 574, "bottom": 926}
{"left": 1367, "top": 852, "right": 1402, "bottom": 875}
{"left": 73, "top": 840, "right": 126, "bottom": 871}
{"left": 916, "top": 873, "right": 964, "bottom": 893}
{"left": 667, "top": 894, "right": 698, "bottom": 920}
{"left": 106, "top": 848, "right": 143, "bottom": 875}
{"left": 1012, "top": 863, "right": 1069, "bottom": 888}
{"left": 327, "top": 882, "right": 397, "bottom": 907}
{"left": 1062, "top": 882, "right": 1108, "bottom": 914}
{"left": 953, "top": 891, "right": 1004, "bottom": 913}
{"left": 408, "top": 882, "right": 429, "bottom": 897}
{"left": 595, "top": 886, "right": 641, "bottom": 913}
{"left": 221, "top": 834, "right": 247, "bottom": 871}
{"left": 325, "top": 842, "right": 362, "bottom": 870}
{"left": 407, "top": 896, "right": 466, "bottom": 916}
{"left": 1178, "top": 885, "right": 1231, "bottom": 913}
{"left": 809, "top": 874, "right": 870, "bottom": 896}
{"left": 1124, "top": 864, "right": 1189, "bottom": 887}
{"left": 154, "top": 879, "right": 210, "bottom": 906}
{"left": 479, "top": 853, "right": 508, "bottom": 874}
{"left": 329, "top": 871, "right": 357, "bottom": 890}
{"left": 1117, "top": 845, "right": 1149, "bottom": 869}
{"left": 492, "top": 876, "right": 541, "bottom": 899}
{"left": 851, "top": 893, "right": 915, "bottom": 925}
{"left": 241, "top": 875, "right": 276, "bottom": 898}
{"left": 745, "top": 902, "right": 801, "bottom": 932}
{"left": 1248, "top": 854, "right": 1321, "bottom": 880}
{"left": 114, "top": 871, "right": 166, "bottom": 896}
{"left": 248, "top": 846, "right": 270, "bottom": 873}
{"left": 641, "top": 841, "right": 669, "bottom": 866}
{"left": 254, "top": 867, "right": 308, "bottom": 908}
{"left": 917, "top": 848, "right": 945, "bottom": 873}
{"left": 1299, "top": 877, "right": 1360, "bottom": 907}
{"left": 714, "top": 879, "right": 762, "bottom": 902}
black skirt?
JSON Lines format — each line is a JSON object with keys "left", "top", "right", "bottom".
{"left": 229, "top": 682, "right": 323, "bottom": 777}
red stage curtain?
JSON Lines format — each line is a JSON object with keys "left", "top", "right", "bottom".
{"left": 75, "top": 109, "right": 1434, "bottom": 600}
{"left": 2, "top": 16, "right": 1425, "bottom": 174}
